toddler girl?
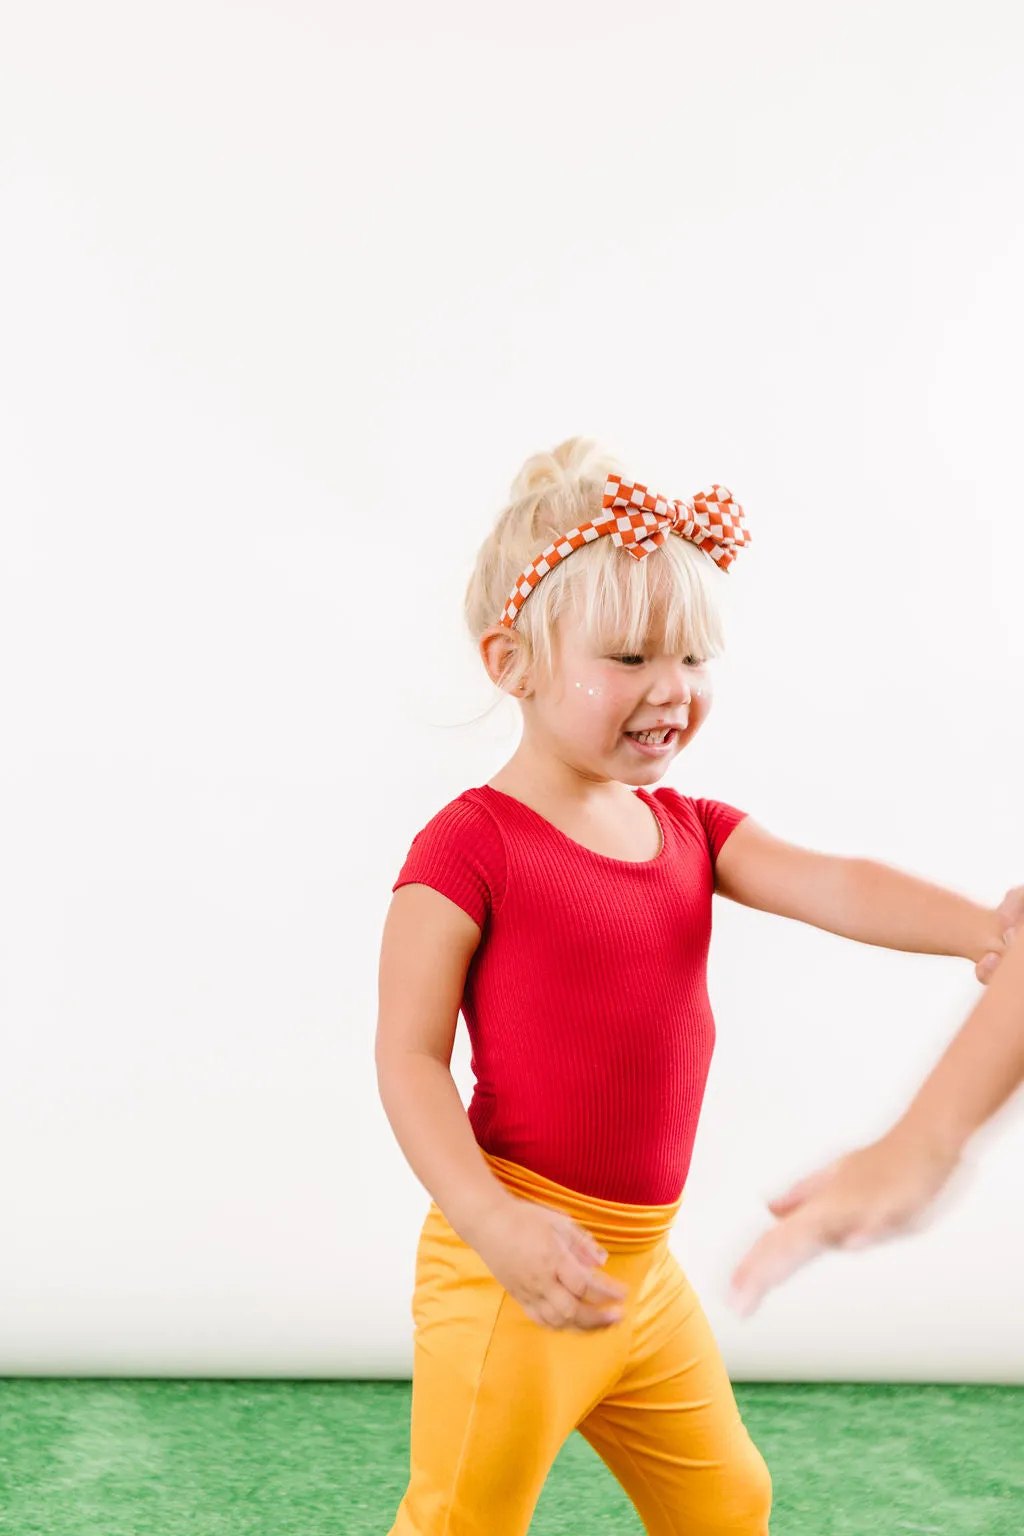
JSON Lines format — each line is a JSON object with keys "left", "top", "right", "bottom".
{"left": 376, "top": 437, "right": 1011, "bottom": 1535}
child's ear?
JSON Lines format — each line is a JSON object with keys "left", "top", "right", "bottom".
{"left": 478, "top": 624, "right": 524, "bottom": 693}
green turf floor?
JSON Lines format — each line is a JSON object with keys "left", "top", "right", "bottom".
{"left": 0, "top": 1379, "right": 1021, "bottom": 1533}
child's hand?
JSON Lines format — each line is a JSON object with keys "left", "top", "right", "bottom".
{"left": 471, "top": 1194, "right": 629, "bottom": 1331}
{"left": 726, "top": 1132, "right": 961, "bottom": 1318}
{"left": 975, "top": 884, "right": 1024, "bottom": 984}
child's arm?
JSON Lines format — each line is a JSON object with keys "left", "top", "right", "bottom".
{"left": 376, "top": 884, "right": 510, "bottom": 1242}
{"left": 728, "top": 922, "right": 1024, "bottom": 1316}
{"left": 714, "top": 819, "right": 1019, "bottom": 976}
{"left": 376, "top": 884, "right": 627, "bottom": 1329}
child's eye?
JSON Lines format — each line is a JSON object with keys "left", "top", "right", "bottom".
{"left": 612, "top": 654, "right": 706, "bottom": 667}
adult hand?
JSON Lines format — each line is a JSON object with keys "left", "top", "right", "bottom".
{"left": 727, "top": 1131, "right": 961, "bottom": 1318}
{"left": 975, "top": 885, "right": 1024, "bottom": 984}
{"left": 471, "top": 1194, "right": 628, "bottom": 1331}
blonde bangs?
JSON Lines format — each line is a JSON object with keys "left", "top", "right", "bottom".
{"left": 520, "top": 535, "right": 726, "bottom": 680}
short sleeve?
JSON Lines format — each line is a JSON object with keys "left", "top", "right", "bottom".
{"left": 391, "top": 795, "right": 507, "bottom": 930}
{"left": 692, "top": 797, "right": 749, "bottom": 863}
{"left": 653, "top": 785, "right": 748, "bottom": 865}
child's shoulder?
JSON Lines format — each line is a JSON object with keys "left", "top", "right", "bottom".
{"left": 649, "top": 783, "right": 707, "bottom": 822}
{"left": 651, "top": 783, "right": 745, "bottom": 815}
{"left": 650, "top": 784, "right": 750, "bottom": 859}
{"left": 405, "top": 787, "right": 503, "bottom": 846}
{"left": 393, "top": 788, "right": 507, "bottom": 924}
{"left": 397, "top": 788, "right": 507, "bottom": 883}
{"left": 650, "top": 783, "right": 691, "bottom": 812}
{"left": 650, "top": 783, "right": 713, "bottom": 831}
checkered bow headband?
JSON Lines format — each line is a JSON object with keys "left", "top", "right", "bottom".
{"left": 497, "top": 475, "right": 750, "bottom": 628}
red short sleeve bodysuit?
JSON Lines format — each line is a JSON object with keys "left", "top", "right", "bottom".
{"left": 391, "top": 783, "right": 747, "bottom": 1207}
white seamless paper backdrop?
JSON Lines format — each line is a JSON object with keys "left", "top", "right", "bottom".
{"left": 1, "top": 0, "right": 1022, "bottom": 1378}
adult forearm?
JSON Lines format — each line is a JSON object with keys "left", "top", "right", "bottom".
{"left": 892, "top": 926, "right": 1024, "bottom": 1156}
{"left": 376, "top": 1050, "right": 512, "bottom": 1243}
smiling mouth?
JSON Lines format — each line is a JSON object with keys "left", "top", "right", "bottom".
{"left": 624, "top": 723, "right": 686, "bottom": 738}
{"left": 624, "top": 727, "right": 680, "bottom": 746}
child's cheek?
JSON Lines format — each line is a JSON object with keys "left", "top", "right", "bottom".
{"left": 691, "top": 682, "right": 713, "bottom": 724}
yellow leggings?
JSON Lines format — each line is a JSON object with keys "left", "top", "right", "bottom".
{"left": 389, "top": 1155, "right": 772, "bottom": 1535}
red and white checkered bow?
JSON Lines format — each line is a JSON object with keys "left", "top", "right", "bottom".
{"left": 497, "top": 474, "right": 750, "bottom": 629}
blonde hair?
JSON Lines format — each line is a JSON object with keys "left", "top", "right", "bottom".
{"left": 464, "top": 436, "right": 727, "bottom": 700}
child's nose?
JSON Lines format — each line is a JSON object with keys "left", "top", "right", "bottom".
{"left": 650, "top": 663, "right": 693, "bottom": 702}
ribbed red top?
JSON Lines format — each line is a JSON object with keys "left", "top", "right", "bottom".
{"left": 391, "top": 783, "right": 747, "bottom": 1205}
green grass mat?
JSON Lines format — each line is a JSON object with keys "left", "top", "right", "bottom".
{"left": 0, "top": 1379, "right": 1020, "bottom": 1533}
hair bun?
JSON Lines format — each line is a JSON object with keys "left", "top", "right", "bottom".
{"left": 508, "top": 436, "right": 621, "bottom": 502}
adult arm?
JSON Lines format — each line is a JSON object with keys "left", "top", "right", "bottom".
{"left": 728, "top": 923, "right": 1024, "bottom": 1315}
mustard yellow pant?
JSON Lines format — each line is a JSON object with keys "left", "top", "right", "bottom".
{"left": 389, "top": 1156, "right": 772, "bottom": 1535}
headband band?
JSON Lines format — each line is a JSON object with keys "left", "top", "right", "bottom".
{"left": 496, "top": 474, "right": 750, "bottom": 629}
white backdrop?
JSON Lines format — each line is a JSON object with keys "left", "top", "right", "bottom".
{"left": 1, "top": 0, "right": 1023, "bottom": 1380}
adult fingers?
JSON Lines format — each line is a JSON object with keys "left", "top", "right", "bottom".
{"left": 765, "top": 1162, "right": 838, "bottom": 1219}
{"left": 728, "top": 1212, "right": 829, "bottom": 1317}
{"left": 975, "top": 950, "right": 1001, "bottom": 985}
